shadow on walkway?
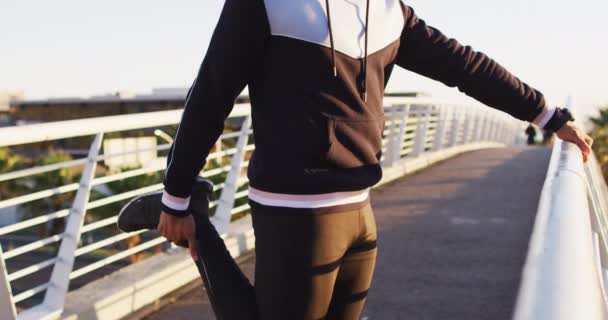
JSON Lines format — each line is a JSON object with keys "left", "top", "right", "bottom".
{"left": 362, "top": 147, "right": 551, "bottom": 320}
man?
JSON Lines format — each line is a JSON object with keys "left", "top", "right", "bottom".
{"left": 157, "top": 0, "right": 592, "bottom": 319}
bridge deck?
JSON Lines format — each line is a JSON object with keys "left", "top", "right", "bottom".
{"left": 138, "top": 147, "right": 551, "bottom": 320}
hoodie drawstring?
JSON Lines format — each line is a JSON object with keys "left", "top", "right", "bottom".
{"left": 325, "top": 0, "right": 338, "bottom": 78}
{"left": 325, "top": 0, "right": 370, "bottom": 102}
{"left": 362, "top": 0, "right": 369, "bottom": 102}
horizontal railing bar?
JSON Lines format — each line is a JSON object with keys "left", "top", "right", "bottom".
{"left": 12, "top": 282, "right": 49, "bottom": 303}
{"left": 91, "top": 163, "right": 165, "bottom": 187}
{"left": 75, "top": 230, "right": 146, "bottom": 257}
{"left": 0, "top": 158, "right": 87, "bottom": 182}
{"left": 7, "top": 258, "right": 57, "bottom": 282}
{"left": 3, "top": 234, "right": 64, "bottom": 259}
{"left": 399, "top": 147, "right": 414, "bottom": 156}
{"left": 69, "top": 237, "right": 166, "bottom": 280}
{"left": 80, "top": 216, "right": 118, "bottom": 234}
{"left": 0, "top": 104, "right": 251, "bottom": 148}
{"left": 201, "top": 165, "right": 232, "bottom": 178}
{"left": 234, "top": 190, "right": 249, "bottom": 199}
{"left": 0, "top": 209, "right": 70, "bottom": 236}
{"left": 87, "top": 184, "right": 164, "bottom": 210}
{"left": 231, "top": 203, "right": 251, "bottom": 215}
{"left": 204, "top": 147, "right": 238, "bottom": 160}
{"left": 95, "top": 144, "right": 171, "bottom": 162}
{"left": 401, "top": 141, "right": 415, "bottom": 148}
{"left": 0, "top": 183, "right": 79, "bottom": 210}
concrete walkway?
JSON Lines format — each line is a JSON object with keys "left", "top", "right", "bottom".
{"left": 138, "top": 147, "right": 551, "bottom": 320}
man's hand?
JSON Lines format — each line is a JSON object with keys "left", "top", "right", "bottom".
{"left": 158, "top": 211, "right": 199, "bottom": 261}
{"left": 555, "top": 122, "right": 593, "bottom": 162}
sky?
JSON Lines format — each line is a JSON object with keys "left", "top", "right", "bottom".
{"left": 1, "top": 0, "right": 607, "bottom": 118}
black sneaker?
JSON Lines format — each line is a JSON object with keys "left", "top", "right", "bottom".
{"left": 116, "top": 177, "right": 258, "bottom": 320}
{"left": 116, "top": 177, "right": 213, "bottom": 241}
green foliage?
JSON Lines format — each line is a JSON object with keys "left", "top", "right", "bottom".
{"left": 31, "top": 150, "right": 78, "bottom": 192}
{"left": 590, "top": 109, "right": 608, "bottom": 128}
{"left": 19, "top": 149, "right": 79, "bottom": 237}
{"left": 0, "top": 148, "right": 27, "bottom": 199}
{"left": 106, "top": 166, "right": 162, "bottom": 194}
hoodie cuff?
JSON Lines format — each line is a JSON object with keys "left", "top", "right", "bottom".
{"left": 543, "top": 107, "right": 574, "bottom": 133}
{"left": 161, "top": 191, "right": 191, "bottom": 217}
{"left": 532, "top": 105, "right": 557, "bottom": 128}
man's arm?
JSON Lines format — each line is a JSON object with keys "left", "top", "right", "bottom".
{"left": 161, "top": 0, "right": 269, "bottom": 216}
{"left": 394, "top": 4, "right": 591, "bottom": 159}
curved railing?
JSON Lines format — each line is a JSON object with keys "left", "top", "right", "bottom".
{"left": 513, "top": 139, "right": 608, "bottom": 319}
{"left": 0, "top": 97, "right": 523, "bottom": 320}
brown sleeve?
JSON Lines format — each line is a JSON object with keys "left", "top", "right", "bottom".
{"left": 163, "top": 0, "right": 269, "bottom": 200}
{"left": 395, "top": 4, "right": 546, "bottom": 122}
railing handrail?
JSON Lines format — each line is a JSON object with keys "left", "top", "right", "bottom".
{"left": 0, "top": 98, "right": 506, "bottom": 148}
{"left": 513, "top": 140, "right": 608, "bottom": 320}
{"left": 0, "top": 104, "right": 251, "bottom": 148}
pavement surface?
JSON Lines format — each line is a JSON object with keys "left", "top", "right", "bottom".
{"left": 137, "top": 147, "right": 551, "bottom": 320}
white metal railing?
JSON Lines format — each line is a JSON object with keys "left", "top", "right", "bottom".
{"left": 0, "top": 98, "right": 523, "bottom": 320}
{"left": 513, "top": 138, "right": 608, "bottom": 320}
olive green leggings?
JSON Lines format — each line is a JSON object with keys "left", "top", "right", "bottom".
{"left": 250, "top": 200, "right": 377, "bottom": 320}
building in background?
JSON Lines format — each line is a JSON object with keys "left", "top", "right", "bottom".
{"left": 9, "top": 88, "right": 250, "bottom": 124}
{"left": 0, "top": 91, "right": 24, "bottom": 126}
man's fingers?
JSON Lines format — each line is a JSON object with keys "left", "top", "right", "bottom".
{"left": 575, "top": 135, "right": 591, "bottom": 163}
{"left": 585, "top": 135, "right": 594, "bottom": 147}
{"left": 188, "top": 236, "right": 199, "bottom": 261}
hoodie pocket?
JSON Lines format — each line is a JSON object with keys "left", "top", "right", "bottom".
{"left": 272, "top": 113, "right": 331, "bottom": 161}
{"left": 325, "top": 117, "right": 385, "bottom": 168}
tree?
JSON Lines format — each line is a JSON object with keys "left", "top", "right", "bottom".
{"left": 590, "top": 108, "right": 608, "bottom": 128}
{"left": 0, "top": 148, "right": 27, "bottom": 199}
{"left": 26, "top": 150, "right": 78, "bottom": 238}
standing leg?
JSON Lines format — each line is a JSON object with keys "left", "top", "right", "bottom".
{"left": 251, "top": 201, "right": 363, "bottom": 320}
{"left": 327, "top": 204, "right": 378, "bottom": 320}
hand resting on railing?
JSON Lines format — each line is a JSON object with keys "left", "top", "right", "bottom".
{"left": 555, "top": 121, "right": 593, "bottom": 162}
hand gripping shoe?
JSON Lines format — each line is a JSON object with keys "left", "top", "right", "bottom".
{"left": 116, "top": 177, "right": 258, "bottom": 320}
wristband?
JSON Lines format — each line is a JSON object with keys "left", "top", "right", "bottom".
{"left": 543, "top": 108, "right": 574, "bottom": 133}
{"left": 161, "top": 203, "right": 191, "bottom": 217}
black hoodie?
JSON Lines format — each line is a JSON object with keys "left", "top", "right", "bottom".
{"left": 161, "top": 0, "right": 561, "bottom": 215}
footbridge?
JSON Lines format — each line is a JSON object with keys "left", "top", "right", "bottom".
{"left": 1, "top": 97, "right": 607, "bottom": 320}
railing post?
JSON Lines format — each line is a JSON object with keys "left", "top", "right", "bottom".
{"left": 489, "top": 116, "right": 497, "bottom": 142}
{"left": 0, "top": 246, "right": 17, "bottom": 320}
{"left": 448, "top": 108, "right": 460, "bottom": 147}
{"left": 461, "top": 109, "right": 472, "bottom": 144}
{"left": 515, "top": 124, "right": 524, "bottom": 145}
{"left": 215, "top": 140, "right": 222, "bottom": 164}
{"left": 212, "top": 116, "right": 252, "bottom": 235}
{"left": 383, "top": 105, "right": 410, "bottom": 165}
{"left": 472, "top": 110, "right": 483, "bottom": 142}
{"left": 393, "top": 105, "right": 410, "bottom": 162}
{"left": 42, "top": 133, "right": 103, "bottom": 316}
{"left": 500, "top": 121, "right": 507, "bottom": 143}
{"left": 495, "top": 118, "right": 502, "bottom": 142}
{"left": 433, "top": 105, "right": 447, "bottom": 151}
{"left": 382, "top": 106, "right": 398, "bottom": 166}
{"left": 481, "top": 111, "right": 491, "bottom": 142}
{"left": 413, "top": 105, "right": 430, "bottom": 156}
